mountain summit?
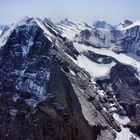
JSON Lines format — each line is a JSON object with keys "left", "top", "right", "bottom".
{"left": 93, "top": 20, "right": 113, "bottom": 29}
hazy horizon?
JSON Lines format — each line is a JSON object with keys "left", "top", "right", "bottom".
{"left": 0, "top": 0, "right": 140, "bottom": 25}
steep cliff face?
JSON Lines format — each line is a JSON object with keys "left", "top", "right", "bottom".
{"left": 0, "top": 17, "right": 119, "bottom": 140}
{"left": 0, "top": 17, "right": 140, "bottom": 140}
{"left": 118, "top": 25, "right": 140, "bottom": 52}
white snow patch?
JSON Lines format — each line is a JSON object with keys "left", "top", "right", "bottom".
{"left": 16, "top": 16, "right": 36, "bottom": 27}
{"left": 65, "top": 52, "right": 77, "bottom": 64}
{"left": 0, "top": 30, "right": 2, "bottom": 35}
{"left": 113, "top": 113, "right": 140, "bottom": 140}
{"left": 22, "top": 45, "right": 30, "bottom": 56}
{"left": 103, "top": 107, "right": 107, "bottom": 112}
{"left": 97, "top": 89, "right": 105, "bottom": 97}
{"left": 59, "top": 25, "right": 78, "bottom": 40}
{"left": 65, "top": 47, "right": 116, "bottom": 82}
{"left": 57, "top": 21, "right": 92, "bottom": 40}
{"left": 98, "top": 58, "right": 103, "bottom": 63}
{"left": 76, "top": 54, "right": 116, "bottom": 82}
{"left": 16, "top": 79, "right": 47, "bottom": 101}
{"left": 116, "top": 126, "right": 140, "bottom": 140}
{"left": 113, "top": 113, "right": 130, "bottom": 125}
{"left": 12, "top": 94, "right": 20, "bottom": 102}
{"left": 74, "top": 43, "right": 140, "bottom": 74}
{"left": 20, "top": 36, "right": 33, "bottom": 56}
{"left": 34, "top": 17, "right": 52, "bottom": 42}
{"left": 70, "top": 69, "right": 76, "bottom": 76}
{"left": 135, "top": 73, "right": 140, "bottom": 81}
{"left": 25, "top": 98, "right": 39, "bottom": 108}
{"left": 110, "top": 107, "right": 117, "bottom": 112}
{"left": 0, "top": 24, "right": 15, "bottom": 48}
{"left": 9, "top": 109, "right": 17, "bottom": 117}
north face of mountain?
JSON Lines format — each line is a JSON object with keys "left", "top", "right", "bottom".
{"left": 0, "top": 17, "right": 119, "bottom": 140}
{"left": 0, "top": 17, "right": 140, "bottom": 140}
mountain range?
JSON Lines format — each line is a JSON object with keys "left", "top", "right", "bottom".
{"left": 0, "top": 16, "right": 140, "bottom": 140}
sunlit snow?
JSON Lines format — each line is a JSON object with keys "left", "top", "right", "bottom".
{"left": 74, "top": 42, "right": 140, "bottom": 73}
{"left": 113, "top": 113, "right": 140, "bottom": 140}
{"left": 0, "top": 24, "right": 15, "bottom": 48}
{"left": 119, "top": 19, "right": 140, "bottom": 31}
{"left": 113, "top": 113, "right": 130, "bottom": 125}
{"left": 77, "top": 54, "right": 116, "bottom": 82}
{"left": 0, "top": 29, "right": 2, "bottom": 35}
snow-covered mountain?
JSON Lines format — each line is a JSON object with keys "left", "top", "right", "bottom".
{"left": 0, "top": 17, "right": 140, "bottom": 140}
{"left": 116, "top": 20, "right": 133, "bottom": 30}
{"left": 75, "top": 19, "right": 140, "bottom": 56}
{"left": 93, "top": 20, "right": 113, "bottom": 30}
{"left": 0, "top": 24, "right": 8, "bottom": 35}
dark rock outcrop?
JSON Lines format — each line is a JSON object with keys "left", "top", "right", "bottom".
{"left": 0, "top": 17, "right": 118, "bottom": 140}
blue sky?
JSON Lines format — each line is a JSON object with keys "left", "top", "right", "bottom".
{"left": 0, "top": 0, "right": 140, "bottom": 25}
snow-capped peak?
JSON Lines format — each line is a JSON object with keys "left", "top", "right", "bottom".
{"left": 118, "top": 19, "right": 140, "bottom": 30}
{"left": 93, "top": 20, "right": 113, "bottom": 30}
{"left": 60, "top": 18, "right": 76, "bottom": 26}
{"left": 0, "top": 17, "right": 38, "bottom": 48}
{"left": 15, "top": 16, "right": 38, "bottom": 27}
{"left": 44, "top": 18, "right": 54, "bottom": 26}
{"left": 116, "top": 20, "right": 133, "bottom": 30}
{"left": 0, "top": 17, "right": 53, "bottom": 48}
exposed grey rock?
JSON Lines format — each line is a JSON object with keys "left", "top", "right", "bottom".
{"left": 96, "top": 62, "right": 140, "bottom": 137}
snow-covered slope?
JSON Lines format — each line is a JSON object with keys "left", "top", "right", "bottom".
{"left": 113, "top": 113, "right": 140, "bottom": 140}
{"left": 0, "top": 25, "right": 7, "bottom": 35}
{"left": 54, "top": 18, "right": 93, "bottom": 40}
{"left": 0, "top": 24, "right": 15, "bottom": 48}
{"left": 118, "top": 19, "right": 140, "bottom": 31}
{"left": 0, "top": 29, "right": 2, "bottom": 35}
{"left": 0, "top": 17, "right": 59, "bottom": 48}
{"left": 116, "top": 20, "right": 133, "bottom": 30}
{"left": 73, "top": 42, "right": 140, "bottom": 72}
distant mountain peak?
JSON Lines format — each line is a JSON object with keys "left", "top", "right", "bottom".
{"left": 117, "top": 19, "right": 140, "bottom": 30}
{"left": 116, "top": 20, "right": 133, "bottom": 30}
{"left": 93, "top": 20, "right": 113, "bottom": 29}
{"left": 60, "top": 18, "right": 76, "bottom": 26}
{"left": 15, "top": 16, "right": 38, "bottom": 27}
{"left": 123, "top": 19, "right": 133, "bottom": 25}
{"left": 44, "top": 18, "right": 54, "bottom": 25}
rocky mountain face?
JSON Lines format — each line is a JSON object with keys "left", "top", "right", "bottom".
{"left": 75, "top": 19, "right": 140, "bottom": 55}
{"left": 93, "top": 20, "right": 113, "bottom": 30}
{"left": 0, "top": 17, "right": 140, "bottom": 140}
